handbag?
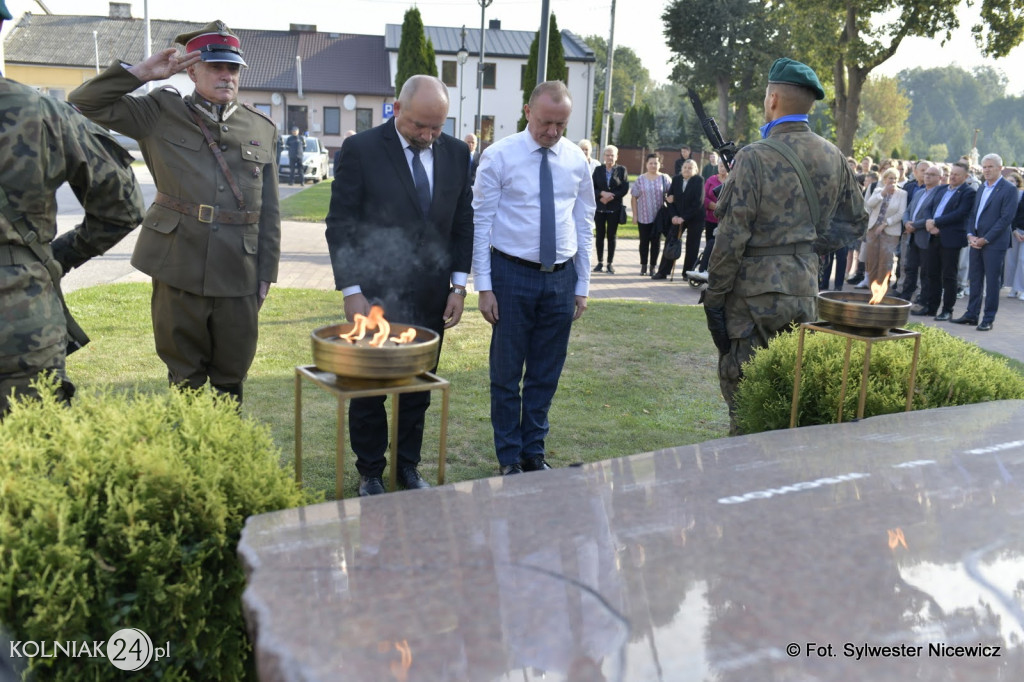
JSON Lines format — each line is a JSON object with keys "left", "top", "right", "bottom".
{"left": 619, "top": 205, "right": 628, "bottom": 224}
{"left": 663, "top": 228, "right": 683, "bottom": 261}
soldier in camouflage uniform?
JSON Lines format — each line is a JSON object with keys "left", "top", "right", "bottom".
{"left": 703, "top": 58, "right": 867, "bottom": 433}
{"left": 69, "top": 21, "right": 280, "bottom": 404}
{"left": 0, "top": 0, "right": 145, "bottom": 415}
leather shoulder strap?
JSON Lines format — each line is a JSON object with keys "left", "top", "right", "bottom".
{"left": 756, "top": 137, "right": 821, "bottom": 229}
{"left": 186, "top": 105, "right": 247, "bottom": 211}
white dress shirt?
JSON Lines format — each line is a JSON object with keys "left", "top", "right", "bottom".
{"left": 472, "top": 131, "right": 596, "bottom": 296}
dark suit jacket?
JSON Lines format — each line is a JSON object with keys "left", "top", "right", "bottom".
{"left": 968, "top": 177, "right": 1018, "bottom": 251}
{"left": 592, "top": 164, "right": 629, "bottom": 213}
{"left": 903, "top": 186, "right": 940, "bottom": 249}
{"left": 930, "top": 183, "right": 976, "bottom": 249}
{"left": 325, "top": 118, "right": 474, "bottom": 332}
{"left": 669, "top": 173, "right": 705, "bottom": 228}
{"left": 469, "top": 150, "right": 480, "bottom": 185}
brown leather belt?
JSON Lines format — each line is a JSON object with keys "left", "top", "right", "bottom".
{"left": 154, "top": 191, "right": 260, "bottom": 225}
{"left": 744, "top": 242, "right": 814, "bottom": 257}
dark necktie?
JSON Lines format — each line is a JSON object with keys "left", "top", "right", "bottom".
{"left": 410, "top": 147, "right": 431, "bottom": 217}
{"left": 539, "top": 147, "right": 556, "bottom": 271}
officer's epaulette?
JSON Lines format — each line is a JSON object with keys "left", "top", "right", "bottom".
{"left": 243, "top": 103, "right": 275, "bottom": 126}
{"left": 159, "top": 85, "right": 182, "bottom": 97}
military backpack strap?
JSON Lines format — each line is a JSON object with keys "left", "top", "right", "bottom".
{"left": 756, "top": 137, "right": 822, "bottom": 228}
{"left": 0, "top": 184, "right": 90, "bottom": 353}
{"left": 185, "top": 105, "right": 248, "bottom": 211}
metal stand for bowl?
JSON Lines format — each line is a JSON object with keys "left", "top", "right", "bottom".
{"left": 294, "top": 365, "right": 450, "bottom": 498}
{"left": 788, "top": 322, "right": 921, "bottom": 428}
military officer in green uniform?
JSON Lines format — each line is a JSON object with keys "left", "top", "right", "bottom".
{"left": 69, "top": 21, "right": 280, "bottom": 403}
{"left": 0, "top": 0, "right": 145, "bottom": 415}
{"left": 703, "top": 58, "right": 867, "bottom": 433}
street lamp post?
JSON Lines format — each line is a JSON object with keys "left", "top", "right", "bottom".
{"left": 457, "top": 26, "right": 469, "bottom": 137}
{"left": 475, "top": 0, "right": 493, "bottom": 140}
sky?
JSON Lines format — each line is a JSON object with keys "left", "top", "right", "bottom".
{"left": 4, "top": 0, "right": 1023, "bottom": 96}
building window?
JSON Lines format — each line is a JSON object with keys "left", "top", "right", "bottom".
{"left": 324, "top": 107, "right": 341, "bottom": 135}
{"left": 253, "top": 103, "right": 271, "bottom": 117}
{"left": 355, "top": 108, "right": 373, "bottom": 133}
{"left": 481, "top": 115, "right": 495, "bottom": 143}
{"left": 441, "top": 61, "right": 457, "bottom": 87}
{"left": 47, "top": 88, "right": 67, "bottom": 101}
{"left": 443, "top": 117, "right": 455, "bottom": 137}
{"left": 482, "top": 63, "right": 496, "bottom": 89}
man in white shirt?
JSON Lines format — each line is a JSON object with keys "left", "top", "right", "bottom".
{"left": 472, "top": 80, "right": 595, "bottom": 476}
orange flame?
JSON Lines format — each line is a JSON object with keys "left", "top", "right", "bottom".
{"left": 887, "top": 528, "right": 907, "bottom": 550}
{"left": 868, "top": 276, "right": 890, "bottom": 305}
{"left": 339, "top": 306, "right": 416, "bottom": 347}
{"left": 390, "top": 640, "right": 412, "bottom": 680}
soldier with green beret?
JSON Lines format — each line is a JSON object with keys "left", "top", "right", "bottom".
{"left": 1, "top": 7, "right": 145, "bottom": 415}
{"left": 69, "top": 20, "right": 281, "bottom": 404}
{"left": 703, "top": 57, "right": 867, "bottom": 433}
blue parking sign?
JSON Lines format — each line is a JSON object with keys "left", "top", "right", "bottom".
{"left": 383, "top": 103, "right": 394, "bottom": 119}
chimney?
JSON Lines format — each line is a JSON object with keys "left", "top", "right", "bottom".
{"left": 488, "top": 19, "right": 501, "bottom": 30}
{"left": 109, "top": 2, "right": 132, "bottom": 19}
{"left": 289, "top": 23, "right": 317, "bottom": 33}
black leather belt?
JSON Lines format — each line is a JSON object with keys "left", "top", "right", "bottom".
{"left": 744, "top": 242, "right": 814, "bottom": 257}
{"left": 492, "top": 247, "right": 568, "bottom": 272}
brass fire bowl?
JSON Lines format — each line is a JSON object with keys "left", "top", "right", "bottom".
{"left": 311, "top": 323, "right": 440, "bottom": 382}
{"left": 817, "top": 291, "right": 911, "bottom": 336}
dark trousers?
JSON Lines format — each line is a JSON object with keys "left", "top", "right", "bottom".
{"left": 288, "top": 155, "right": 302, "bottom": 184}
{"left": 151, "top": 280, "right": 258, "bottom": 393}
{"left": 681, "top": 221, "right": 704, "bottom": 274}
{"left": 637, "top": 222, "right": 660, "bottom": 271}
{"left": 937, "top": 246, "right": 961, "bottom": 314}
{"left": 594, "top": 211, "right": 620, "bottom": 264}
{"left": 349, "top": 390, "right": 433, "bottom": 478}
{"left": 898, "top": 239, "right": 923, "bottom": 300}
{"left": 818, "top": 247, "right": 849, "bottom": 291}
{"left": 917, "top": 239, "right": 942, "bottom": 313}
{"left": 964, "top": 245, "right": 1007, "bottom": 323}
{"left": 488, "top": 252, "right": 576, "bottom": 466}
{"left": 697, "top": 222, "right": 716, "bottom": 271}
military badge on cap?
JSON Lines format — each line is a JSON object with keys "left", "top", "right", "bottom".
{"left": 175, "top": 20, "right": 247, "bottom": 67}
{"left": 767, "top": 57, "right": 825, "bottom": 100}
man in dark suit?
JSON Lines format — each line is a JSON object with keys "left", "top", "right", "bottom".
{"left": 653, "top": 158, "right": 704, "bottom": 278}
{"left": 925, "top": 162, "right": 976, "bottom": 320}
{"left": 326, "top": 75, "right": 474, "bottom": 495}
{"left": 952, "top": 153, "right": 1018, "bottom": 331}
{"left": 464, "top": 133, "right": 480, "bottom": 184}
{"left": 897, "top": 164, "right": 941, "bottom": 305}
{"left": 673, "top": 144, "right": 692, "bottom": 177}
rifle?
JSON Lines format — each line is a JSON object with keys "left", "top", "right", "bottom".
{"left": 687, "top": 88, "right": 737, "bottom": 171}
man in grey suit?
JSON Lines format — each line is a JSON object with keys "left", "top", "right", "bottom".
{"left": 326, "top": 75, "right": 474, "bottom": 496}
{"left": 896, "top": 164, "right": 941, "bottom": 304}
{"left": 952, "top": 153, "right": 1019, "bottom": 331}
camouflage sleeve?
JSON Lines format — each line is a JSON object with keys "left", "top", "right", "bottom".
{"left": 68, "top": 63, "right": 163, "bottom": 140}
{"left": 49, "top": 100, "right": 145, "bottom": 272}
{"left": 814, "top": 160, "right": 867, "bottom": 253}
{"left": 704, "top": 150, "right": 759, "bottom": 308}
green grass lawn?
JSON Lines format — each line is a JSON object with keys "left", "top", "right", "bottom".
{"left": 65, "top": 284, "right": 728, "bottom": 500}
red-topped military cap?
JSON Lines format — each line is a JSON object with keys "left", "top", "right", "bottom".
{"left": 174, "top": 20, "right": 247, "bottom": 67}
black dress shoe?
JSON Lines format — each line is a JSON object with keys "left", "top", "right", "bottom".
{"left": 593, "top": 263, "right": 603, "bottom": 273}
{"left": 651, "top": 273, "right": 667, "bottom": 280}
{"left": 501, "top": 463, "right": 523, "bottom": 476}
{"left": 606, "top": 264, "right": 615, "bottom": 274}
{"left": 976, "top": 321, "right": 993, "bottom": 331}
{"left": 640, "top": 267, "right": 647, "bottom": 276}
{"left": 951, "top": 315, "right": 978, "bottom": 325}
{"left": 934, "top": 311, "right": 952, "bottom": 321}
{"left": 522, "top": 456, "right": 552, "bottom": 472}
{"left": 398, "top": 467, "right": 431, "bottom": 490}
{"left": 910, "top": 307, "right": 936, "bottom": 316}
{"left": 358, "top": 476, "right": 386, "bottom": 496}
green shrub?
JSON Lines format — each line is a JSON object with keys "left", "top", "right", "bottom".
{"left": 735, "top": 324, "right": 1024, "bottom": 433}
{"left": 0, "top": 380, "right": 314, "bottom": 679}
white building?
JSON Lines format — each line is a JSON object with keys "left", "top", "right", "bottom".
{"left": 385, "top": 20, "right": 596, "bottom": 145}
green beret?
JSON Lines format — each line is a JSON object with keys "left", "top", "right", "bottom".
{"left": 0, "top": 1, "right": 12, "bottom": 21}
{"left": 768, "top": 58, "right": 825, "bottom": 100}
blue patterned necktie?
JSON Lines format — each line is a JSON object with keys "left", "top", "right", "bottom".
{"left": 410, "top": 147, "right": 431, "bottom": 217}
{"left": 539, "top": 147, "right": 556, "bottom": 271}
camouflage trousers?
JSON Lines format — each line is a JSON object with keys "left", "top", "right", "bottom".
{"left": 0, "top": 365, "right": 75, "bottom": 417}
{"left": 718, "top": 335, "right": 764, "bottom": 436}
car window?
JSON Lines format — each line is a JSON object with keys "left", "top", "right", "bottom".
{"left": 305, "top": 138, "right": 319, "bottom": 153}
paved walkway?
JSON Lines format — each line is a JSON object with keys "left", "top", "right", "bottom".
{"left": 60, "top": 177, "right": 1024, "bottom": 364}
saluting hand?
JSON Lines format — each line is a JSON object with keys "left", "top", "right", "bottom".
{"left": 128, "top": 48, "right": 202, "bottom": 83}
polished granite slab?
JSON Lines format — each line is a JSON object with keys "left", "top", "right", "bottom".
{"left": 239, "top": 401, "right": 1024, "bottom": 681}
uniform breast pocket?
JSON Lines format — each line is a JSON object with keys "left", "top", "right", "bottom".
{"left": 159, "top": 129, "right": 204, "bottom": 172}
{"left": 239, "top": 144, "right": 269, "bottom": 188}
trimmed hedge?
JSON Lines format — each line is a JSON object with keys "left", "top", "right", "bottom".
{"left": 0, "top": 380, "right": 313, "bottom": 679}
{"left": 735, "top": 324, "right": 1024, "bottom": 433}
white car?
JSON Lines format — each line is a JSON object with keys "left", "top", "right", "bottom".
{"left": 279, "top": 135, "right": 330, "bottom": 184}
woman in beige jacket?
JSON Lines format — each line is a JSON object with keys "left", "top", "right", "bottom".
{"left": 860, "top": 168, "right": 908, "bottom": 289}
